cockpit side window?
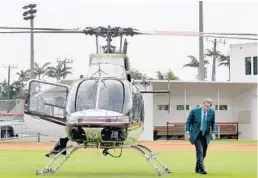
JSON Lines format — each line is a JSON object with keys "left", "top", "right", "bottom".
{"left": 75, "top": 80, "right": 97, "bottom": 111}
{"left": 66, "top": 80, "right": 81, "bottom": 114}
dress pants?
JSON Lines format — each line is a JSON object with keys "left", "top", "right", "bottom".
{"left": 194, "top": 131, "right": 208, "bottom": 172}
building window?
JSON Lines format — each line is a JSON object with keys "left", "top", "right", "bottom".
{"left": 245, "top": 57, "right": 252, "bottom": 75}
{"left": 215, "top": 105, "right": 228, "bottom": 110}
{"left": 190, "top": 104, "right": 200, "bottom": 109}
{"left": 253, "top": 56, "right": 257, "bottom": 75}
{"left": 176, "top": 105, "right": 190, "bottom": 110}
{"left": 157, "top": 105, "right": 169, "bottom": 110}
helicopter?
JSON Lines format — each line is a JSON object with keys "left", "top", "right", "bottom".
{"left": 0, "top": 25, "right": 257, "bottom": 176}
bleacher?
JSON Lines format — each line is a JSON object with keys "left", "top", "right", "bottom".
{"left": 153, "top": 122, "right": 239, "bottom": 140}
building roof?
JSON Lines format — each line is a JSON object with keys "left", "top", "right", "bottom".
{"left": 148, "top": 80, "right": 257, "bottom": 97}
{"left": 147, "top": 79, "right": 257, "bottom": 84}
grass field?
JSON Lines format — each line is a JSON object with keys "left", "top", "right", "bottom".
{"left": 0, "top": 140, "right": 257, "bottom": 178}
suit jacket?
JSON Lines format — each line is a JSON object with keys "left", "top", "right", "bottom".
{"left": 185, "top": 107, "right": 216, "bottom": 145}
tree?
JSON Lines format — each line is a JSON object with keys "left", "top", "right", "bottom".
{"left": 16, "top": 70, "right": 30, "bottom": 86}
{"left": 205, "top": 48, "right": 222, "bottom": 81}
{"left": 0, "top": 80, "right": 8, "bottom": 99}
{"left": 0, "top": 80, "right": 26, "bottom": 100}
{"left": 165, "top": 69, "right": 179, "bottom": 80}
{"left": 156, "top": 69, "right": 179, "bottom": 80}
{"left": 157, "top": 71, "right": 165, "bottom": 80}
{"left": 182, "top": 55, "right": 209, "bottom": 77}
{"left": 218, "top": 54, "right": 230, "bottom": 81}
{"left": 45, "top": 61, "right": 73, "bottom": 81}
{"left": 34, "top": 62, "right": 51, "bottom": 80}
{"left": 130, "top": 68, "right": 147, "bottom": 80}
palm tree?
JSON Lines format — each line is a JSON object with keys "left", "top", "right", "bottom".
{"left": 218, "top": 54, "right": 230, "bottom": 81}
{"left": 182, "top": 55, "right": 209, "bottom": 79}
{"left": 16, "top": 70, "right": 30, "bottom": 86}
{"left": 34, "top": 62, "right": 51, "bottom": 80}
{"left": 182, "top": 55, "right": 209, "bottom": 71}
{"left": 45, "top": 61, "right": 73, "bottom": 81}
{"left": 205, "top": 48, "right": 222, "bottom": 81}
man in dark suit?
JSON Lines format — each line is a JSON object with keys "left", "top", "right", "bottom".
{"left": 185, "top": 98, "right": 216, "bottom": 175}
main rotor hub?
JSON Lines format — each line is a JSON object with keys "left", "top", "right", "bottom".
{"left": 83, "top": 25, "right": 140, "bottom": 54}
{"left": 83, "top": 25, "right": 138, "bottom": 38}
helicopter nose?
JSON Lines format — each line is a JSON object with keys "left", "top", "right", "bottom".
{"left": 67, "top": 109, "right": 129, "bottom": 126}
{"left": 72, "top": 109, "right": 124, "bottom": 117}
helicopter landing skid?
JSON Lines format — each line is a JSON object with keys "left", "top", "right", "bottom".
{"left": 36, "top": 144, "right": 85, "bottom": 176}
{"left": 125, "top": 144, "right": 171, "bottom": 176}
{"left": 35, "top": 143, "right": 170, "bottom": 176}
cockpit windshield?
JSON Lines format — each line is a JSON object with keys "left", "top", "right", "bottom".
{"left": 69, "top": 79, "right": 127, "bottom": 114}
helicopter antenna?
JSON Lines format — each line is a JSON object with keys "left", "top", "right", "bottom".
{"left": 123, "top": 39, "right": 128, "bottom": 54}
{"left": 96, "top": 35, "right": 99, "bottom": 53}
{"left": 119, "top": 35, "right": 123, "bottom": 52}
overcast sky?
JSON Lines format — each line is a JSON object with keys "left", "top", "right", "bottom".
{"left": 0, "top": 0, "right": 257, "bottom": 83}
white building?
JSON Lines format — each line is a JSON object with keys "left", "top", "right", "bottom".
{"left": 230, "top": 42, "right": 258, "bottom": 82}
{"left": 137, "top": 80, "right": 257, "bottom": 141}
{"left": 137, "top": 42, "right": 257, "bottom": 141}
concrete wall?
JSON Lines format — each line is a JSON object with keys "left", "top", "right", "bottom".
{"left": 231, "top": 86, "right": 257, "bottom": 140}
{"left": 136, "top": 84, "right": 154, "bottom": 141}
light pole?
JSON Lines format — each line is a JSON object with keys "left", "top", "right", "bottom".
{"left": 198, "top": 1, "right": 205, "bottom": 81}
{"left": 2, "top": 64, "right": 18, "bottom": 99}
{"left": 22, "top": 4, "right": 37, "bottom": 79}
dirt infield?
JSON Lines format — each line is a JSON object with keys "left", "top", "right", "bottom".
{"left": 0, "top": 141, "right": 256, "bottom": 152}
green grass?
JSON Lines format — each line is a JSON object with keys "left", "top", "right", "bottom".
{"left": 0, "top": 146, "right": 257, "bottom": 178}
{"left": 210, "top": 140, "right": 257, "bottom": 145}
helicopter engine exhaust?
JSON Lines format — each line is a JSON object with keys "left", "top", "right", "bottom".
{"left": 101, "top": 127, "right": 127, "bottom": 141}
{"left": 70, "top": 126, "right": 86, "bottom": 141}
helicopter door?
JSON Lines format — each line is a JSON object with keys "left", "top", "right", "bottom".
{"left": 24, "top": 79, "right": 69, "bottom": 138}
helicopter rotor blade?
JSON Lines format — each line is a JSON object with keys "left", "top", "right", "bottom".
{"left": 0, "top": 30, "right": 85, "bottom": 34}
{"left": 0, "top": 26, "right": 80, "bottom": 31}
{"left": 203, "top": 32, "right": 258, "bottom": 37}
{"left": 0, "top": 27, "right": 257, "bottom": 40}
{"left": 138, "top": 30, "right": 258, "bottom": 36}
{"left": 138, "top": 30, "right": 258, "bottom": 40}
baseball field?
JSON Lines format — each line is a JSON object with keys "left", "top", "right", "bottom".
{"left": 0, "top": 140, "right": 257, "bottom": 178}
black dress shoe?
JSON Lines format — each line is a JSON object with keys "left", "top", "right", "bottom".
{"left": 195, "top": 169, "right": 207, "bottom": 174}
{"left": 199, "top": 170, "right": 207, "bottom": 174}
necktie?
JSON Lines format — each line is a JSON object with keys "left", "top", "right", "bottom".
{"left": 202, "top": 112, "right": 206, "bottom": 136}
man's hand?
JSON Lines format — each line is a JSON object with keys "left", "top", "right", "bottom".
{"left": 212, "top": 133, "right": 216, "bottom": 140}
{"left": 185, "top": 132, "right": 190, "bottom": 140}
